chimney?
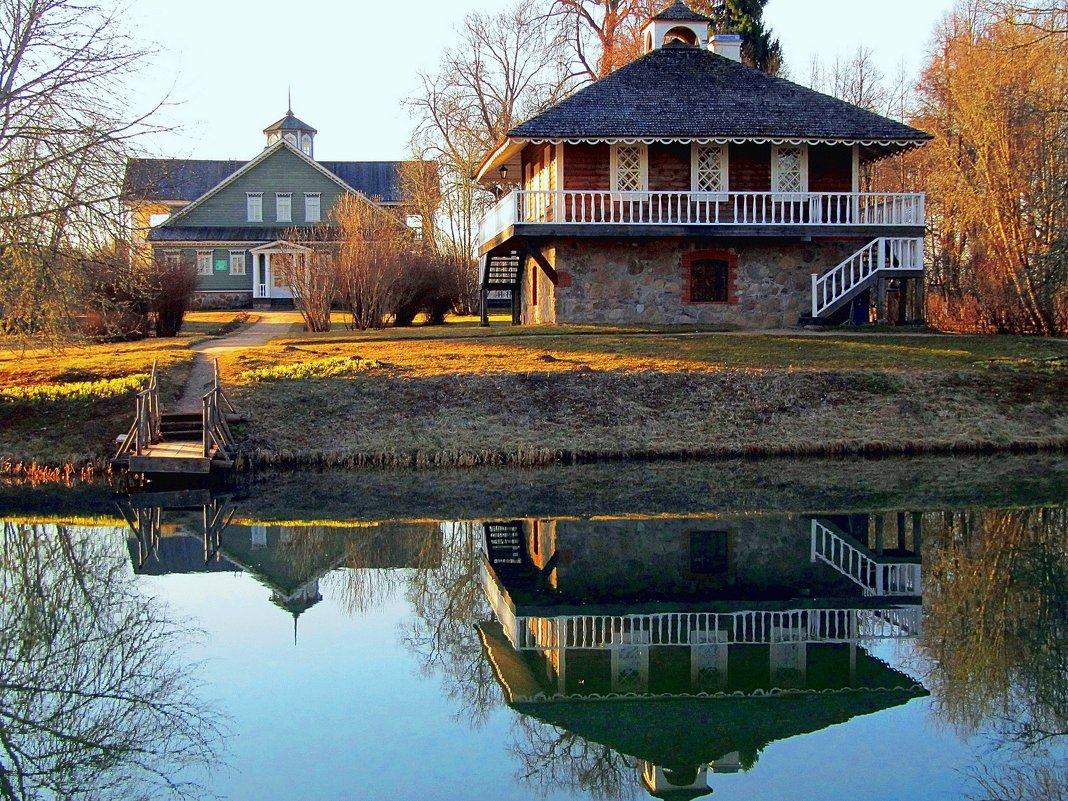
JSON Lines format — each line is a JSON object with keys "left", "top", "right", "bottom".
{"left": 711, "top": 33, "right": 742, "bottom": 62}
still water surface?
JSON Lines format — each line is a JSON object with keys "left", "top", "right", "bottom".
{"left": 2, "top": 457, "right": 1066, "bottom": 800}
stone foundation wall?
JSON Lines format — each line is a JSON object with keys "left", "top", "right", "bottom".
{"left": 192, "top": 291, "right": 253, "bottom": 310}
{"left": 542, "top": 238, "right": 865, "bottom": 328}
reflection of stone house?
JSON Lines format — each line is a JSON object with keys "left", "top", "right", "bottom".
{"left": 122, "top": 107, "right": 414, "bottom": 309}
{"left": 475, "top": 0, "right": 930, "bottom": 328}
{"left": 479, "top": 515, "right": 926, "bottom": 798}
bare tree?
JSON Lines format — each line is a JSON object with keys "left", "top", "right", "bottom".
{"left": 914, "top": 1, "right": 1068, "bottom": 334}
{"left": 0, "top": 0, "right": 164, "bottom": 340}
{"left": 544, "top": 0, "right": 659, "bottom": 81}
{"left": 408, "top": 0, "right": 573, "bottom": 263}
{"left": 0, "top": 522, "right": 222, "bottom": 800}
{"left": 276, "top": 226, "right": 338, "bottom": 333}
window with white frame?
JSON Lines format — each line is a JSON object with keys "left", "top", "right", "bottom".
{"left": 773, "top": 145, "right": 806, "bottom": 194}
{"left": 301, "top": 135, "right": 312, "bottom": 156}
{"left": 304, "top": 193, "right": 321, "bottom": 223}
{"left": 229, "top": 250, "right": 246, "bottom": 276}
{"left": 693, "top": 144, "right": 727, "bottom": 192}
{"left": 162, "top": 250, "right": 180, "bottom": 266}
{"left": 275, "top": 192, "right": 292, "bottom": 222}
{"left": 196, "top": 250, "right": 212, "bottom": 276}
{"left": 611, "top": 144, "right": 647, "bottom": 192}
{"left": 246, "top": 192, "right": 263, "bottom": 222}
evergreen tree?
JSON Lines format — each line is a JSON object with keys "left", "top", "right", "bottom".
{"left": 691, "top": 0, "right": 783, "bottom": 74}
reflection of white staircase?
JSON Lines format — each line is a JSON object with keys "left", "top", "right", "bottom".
{"left": 810, "top": 237, "right": 923, "bottom": 319}
{"left": 811, "top": 519, "right": 922, "bottom": 596}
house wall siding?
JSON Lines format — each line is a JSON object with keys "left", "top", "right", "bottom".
{"left": 648, "top": 143, "right": 691, "bottom": 191}
{"left": 532, "top": 237, "right": 864, "bottom": 328}
{"left": 562, "top": 144, "right": 611, "bottom": 190}
{"left": 152, "top": 246, "right": 253, "bottom": 296}
{"left": 808, "top": 145, "right": 853, "bottom": 192}
{"left": 169, "top": 148, "right": 345, "bottom": 228}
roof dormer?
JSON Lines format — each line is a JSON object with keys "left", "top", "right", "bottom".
{"left": 264, "top": 104, "right": 318, "bottom": 158}
{"left": 641, "top": 0, "right": 711, "bottom": 53}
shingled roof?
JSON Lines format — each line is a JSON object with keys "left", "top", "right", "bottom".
{"left": 506, "top": 42, "right": 930, "bottom": 145}
{"left": 124, "top": 158, "right": 408, "bottom": 204}
{"left": 651, "top": 0, "right": 711, "bottom": 22}
{"left": 263, "top": 111, "right": 317, "bottom": 134}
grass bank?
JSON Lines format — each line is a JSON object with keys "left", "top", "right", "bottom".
{"left": 0, "top": 312, "right": 250, "bottom": 472}
{"left": 221, "top": 325, "right": 1068, "bottom": 470}
{"left": 2, "top": 316, "right": 1067, "bottom": 472}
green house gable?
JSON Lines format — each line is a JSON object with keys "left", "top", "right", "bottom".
{"left": 167, "top": 145, "right": 348, "bottom": 230}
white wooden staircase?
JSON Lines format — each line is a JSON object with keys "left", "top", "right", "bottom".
{"left": 808, "top": 237, "right": 924, "bottom": 323}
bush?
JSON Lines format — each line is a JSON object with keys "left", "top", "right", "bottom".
{"left": 149, "top": 256, "right": 198, "bottom": 337}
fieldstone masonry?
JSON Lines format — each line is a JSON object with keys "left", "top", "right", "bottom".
{"left": 529, "top": 238, "right": 865, "bottom": 328}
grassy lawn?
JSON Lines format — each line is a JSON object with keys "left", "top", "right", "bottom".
{"left": 2, "top": 308, "right": 1067, "bottom": 472}
{"left": 0, "top": 311, "right": 250, "bottom": 470}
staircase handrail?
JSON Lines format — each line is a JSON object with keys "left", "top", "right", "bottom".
{"left": 115, "top": 360, "right": 160, "bottom": 458}
{"left": 811, "top": 237, "right": 924, "bottom": 319}
{"left": 202, "top": 359, "right": 236, "bottom": 458}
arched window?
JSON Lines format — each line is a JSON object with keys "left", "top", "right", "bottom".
{"left": 663, "top": 26, "right": 699, "bottom": 46}
{"left": 301, "top": 134, "right": 312, "bottom": 155}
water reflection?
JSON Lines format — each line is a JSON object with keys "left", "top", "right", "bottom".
{"left": 93, "top": 472, "right": 1068, "bottom": 800}
{"left": 0, "top": 521, "right": 221, "bottom": 800}
{"left": 476, "top": 514, "right": 927, "bottom": 798}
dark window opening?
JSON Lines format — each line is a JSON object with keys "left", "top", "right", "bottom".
{"left": 690, "top": 258, "right": 730, "bottom": 303}
{"left": 690, "top": 530, "right": 729, "bottom": 575}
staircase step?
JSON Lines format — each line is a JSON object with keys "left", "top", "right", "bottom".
{"left": 162, "top": 413, "right": 201, "bottom": 423}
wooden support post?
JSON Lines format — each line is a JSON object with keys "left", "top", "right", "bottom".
{"left": 480, "top": 288, "right": 489, "bottom": 326}
{"left": 912, "top": 512, "right": 923, "bottom": 554}
{"left": 897, "top": 280, "right": 908, "bottom": 325}
{"left": 511, "top": 263, "right": 523, "bottom": 326}
{"left": 876, "top": 278, "right": 887, "bottom": 324}
{"left": 913, "top": 277, "right": 925, "bottom": 324}
{"left": 897, "top": 511, "right": 907, "bottom": 550}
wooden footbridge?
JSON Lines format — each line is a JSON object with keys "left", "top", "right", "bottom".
{"left": 112, "top": 360, "right": 241, "bottom": 477}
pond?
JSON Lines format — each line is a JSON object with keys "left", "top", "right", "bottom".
{"left": 1, "top": 455, "right": 1066, "bottom": 800}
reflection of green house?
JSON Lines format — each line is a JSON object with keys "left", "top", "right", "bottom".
{"left": 120, "top": 494, "right": 442, "bottom": 628}
{"left": 479, "top": 516, "right": 927, "bottom": 798}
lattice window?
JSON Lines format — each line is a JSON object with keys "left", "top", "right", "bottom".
{"left": 695, "top": 145, "right": 725, "bottom": 192}
{"left": 775, "top": 146, "right": 804, "bottom": 193}
{"left": 614, "top": 145, "right": 645, "bottom": 192}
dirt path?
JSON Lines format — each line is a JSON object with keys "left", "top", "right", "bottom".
{"left": 172, "top": 314, "right": 297, "bottom": 413}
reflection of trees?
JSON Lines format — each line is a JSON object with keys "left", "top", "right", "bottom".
{"left": 401, "top": 523, "right": 499, "bottom": 728}
{"left": 920, "top": 508, "right": 1068, "bottom": 746}
{"left": 0, "top": 523, "right": 221, "bottom": 801}
{"left": 512, "top": 716, "right": 636, "bottom": 801}
{"left": 966, "top": 755, "right": 1068, "bottom": 801}
{"left": 327, "top": 523, "right": 443, "bottom": 615}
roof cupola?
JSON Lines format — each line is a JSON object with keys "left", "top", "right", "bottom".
{"left": 641, "top": 0, "right": 711, "bottom": 53}
{"left": 264, "top": 96, "right": 317, "bottom": 157}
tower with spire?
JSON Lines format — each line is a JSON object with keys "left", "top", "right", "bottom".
{"left": 263, "top": 93, "right": 317, "bottom": 157}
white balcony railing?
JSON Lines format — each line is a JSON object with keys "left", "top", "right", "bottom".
{"left": 478, "top": 189, "right": 925, "bottom": 245}
{"left": 811, "top": 520, "right": 923, "bottom": 597}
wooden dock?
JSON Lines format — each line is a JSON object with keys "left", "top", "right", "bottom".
{"left": 113, "top": 360, "right": 241, "bottom": 478}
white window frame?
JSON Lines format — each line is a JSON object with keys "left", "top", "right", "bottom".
{"left": 196, "top": 250, "right": 212, "bottom": 276}
{"left": 161, "top": 249, "right": 180, "bottom": 266}
{"left": 771, "top": 144, "right": 808, "bottom": 196}
{"left": 246, "top": 192, "right": 263, "bottom": 222}
{"left": 275, "top": 192, "right": 292, "bottom": 223}
{"left": 304, "top": 192, "right": 321, "bottom": 223}
{"left": 229, "top": 250, "right": 246, "bottom": 276}
{"left": 691, "top": 144, "right": 729, "bottom": 194}
{"left": 610, "top": 143, "right": 648, "bottom": 193}
{"left": 301, "top": 134, "right": 312, "bottom": 155}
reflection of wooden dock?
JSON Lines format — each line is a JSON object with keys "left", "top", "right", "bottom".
{"left": 112, "top": 361, "right": 241, "bottom": 478}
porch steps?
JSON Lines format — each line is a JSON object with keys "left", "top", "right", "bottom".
{"left": 483, "top": 521, "right": 540, "bottom": 589}
{"left": 806, "top": 236, "right": 924, "bottom": 323}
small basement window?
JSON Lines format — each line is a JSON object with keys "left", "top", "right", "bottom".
{"left": 687, "top": 255, "right": 735, "bottom": 303}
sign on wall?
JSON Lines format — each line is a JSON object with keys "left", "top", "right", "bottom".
{"left": 214, "top": 258, "right": 228, "bottom": 272}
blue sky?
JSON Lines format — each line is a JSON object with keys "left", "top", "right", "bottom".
{"left": 126, "top": 0, "right": 957, "bottom": 162}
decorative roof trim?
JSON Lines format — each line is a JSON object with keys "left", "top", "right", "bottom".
{"left": 159, "top": 141, "right": 360, "bottom": 228}
{"left": 516, "top": 136, "right": 928, "bottom": 148}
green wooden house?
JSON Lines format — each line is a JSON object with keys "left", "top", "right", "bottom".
{"left": 123, "top": 108, "right": 414, "bottom": 308}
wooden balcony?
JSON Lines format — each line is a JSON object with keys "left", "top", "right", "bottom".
{"left": 478, "top": 189, "right": 926, "bottom": 254}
